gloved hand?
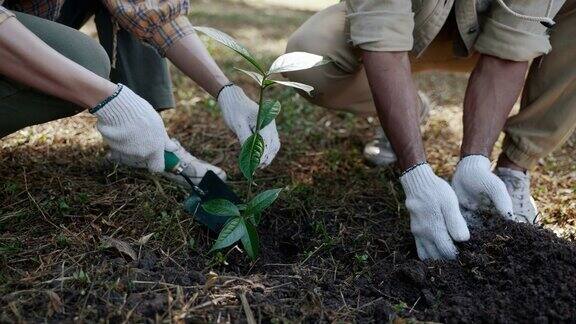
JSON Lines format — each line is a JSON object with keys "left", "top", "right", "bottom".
{"left": 400, "top": 163, "right": 470, "bottom": 260}
{"left": 91, "top": 84, "right": 173, "bottom": 172}
{"left": 452, "top": 155, "right": 514, "bottom": 218}
{"left": 218, "top": 84, "right": 280, "bottom": 168}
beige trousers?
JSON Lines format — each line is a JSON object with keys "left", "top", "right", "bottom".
{"left": 285, "top": 3, "right": 576, "bottom": 170}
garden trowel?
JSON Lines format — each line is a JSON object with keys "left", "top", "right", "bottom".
{"left": 164, "top": 151, "right": 240, "bottom": 232}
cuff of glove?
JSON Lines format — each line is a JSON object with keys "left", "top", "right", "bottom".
{"left": 399, "top": 163, "right": 438, "bottom": 196}
{"left": 457, "top": 155, "right": 491, "bottom": 172}
{"left": 90, "top": 84, "right": 148, "bottom": 126}
{"left": 217, "top": 84, "right": 247, "bottom": 106}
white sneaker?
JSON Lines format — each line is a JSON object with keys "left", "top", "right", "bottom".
{"left": 495, "top": 167, "right": 538, "bottom": 224}
{"left": 106, "top": 138, "right": 226, "bottom": 186}
{"left": 363, "top": 91, "right": 432, "bottom": 166}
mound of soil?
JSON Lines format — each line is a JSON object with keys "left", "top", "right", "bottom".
{"left": 377, "top": 216, "right": 576, "bottom": 323}
{"left": 249, "top": 213, "right": 576, "bottom": 323}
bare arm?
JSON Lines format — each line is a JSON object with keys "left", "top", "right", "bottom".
{"left": 451, "top": 54, "right": 526, "bottom": 219}
{"left": 361, "top": 51, "right": 425, "bottom": 171}
{"left": 165, "top": 33, "right": 230, "bottom": 98}
{"left": 461, "top": 54, "right": 528, "bottom": 157}
{"left": 362, "top": 50, "right": 470, "bottom": 261}
{"left": 0, "top": 18, "right": 116, "bottom": 108}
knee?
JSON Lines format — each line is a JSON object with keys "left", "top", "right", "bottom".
{"left": 83, "top": 40, "right": 111, "bottom": 79}
{"left": 66, "top": 33, "right": 111, "bottom": 79}
{"left": 286, "top": 29, "right": 310, "bottom": 54}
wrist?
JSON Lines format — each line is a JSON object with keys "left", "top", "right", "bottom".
{"left": 216, "top": 82, "right": 235, "bottom": 100}
{"left": 399, "top": 163, "right": 437, "bottom": 196}
{"left": 218, "top": 84, "right": 249, "bottom": 108}
{"left": 71, "top": 78, "right": 117, "bottom": 109}
{"left": 457, "top": 155, "right": 491, "bottom": 172}
{"left": 90, "top": 84, "right": 123, "bottom": 114}
{"left": 91, "top": 84, "right": 151, "bottom": 125}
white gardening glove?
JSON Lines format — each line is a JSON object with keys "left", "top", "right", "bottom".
{"left": 91, "top": 84, "right": 173, "bottom": 173}
{"left": 452, "top": 155, "right": 514, "bottom": 218}
{"left": 218, "top": 84, "right": 280, "bottom": 168}
{"left": 400, "top": 163, "right": 470, "bottom": 260}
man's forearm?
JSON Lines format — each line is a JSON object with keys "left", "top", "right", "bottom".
{"left": 0, "top": 18, "right": 116, "bottom": 108}
{"left": 165, "top": 33, "right": 230, "bottom": 98}
{"left": 362, "top": 51, "right": 425, "bottom": 171}
{"left": 461, "top": 54, "right": 528, "bottom": 157}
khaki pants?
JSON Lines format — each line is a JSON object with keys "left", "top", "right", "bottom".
{"left": 285, "top": 3, "right": 576, "bottom": 170}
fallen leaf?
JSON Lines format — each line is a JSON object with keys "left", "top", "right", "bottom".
{"left": 204, "top": 271, "right": 219, "bottom": 291}
{"left": 46, "top": 290, "right": 63, "bottom": 316}
{"left": 138, "top": 233, "right": 154, "bottom": 245}
{"left": 101, "top": 236, "right": 137, "bottom": 260}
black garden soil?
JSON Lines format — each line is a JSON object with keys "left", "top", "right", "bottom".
{"left": 3, "top": 187, "right": 575, "bottom": 323}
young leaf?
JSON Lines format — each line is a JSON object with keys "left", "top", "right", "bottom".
{"left": 235, "top": 68, "right": 264, "bottom": 85}
{"left": 246, "top": 188, "right": 282, "bottom": 215}
{"left": 239, "top": 133, "right": 264, "bottom": 181}
{"left": 257, "top": 100, "right": 281, "bottom": 129}
{"left": 247, "top": 212, "right": 262, "bottom": 226}
{"left": 202, "top": 199, "right": 241, "bottom": 217}
{"left": 269, "top": 80, "right": 314, "bottom": 95}
{"left": 211, "top": 217, "right": 246, "bottom": 251}
{"left": 194, "top": 26, "right": 265, "bottom": 74}
{"left": 241, "top": 219, "right": 260, "bottom": 259}
{"left": 268, "top": 52, "right": 327, "bottom": 74}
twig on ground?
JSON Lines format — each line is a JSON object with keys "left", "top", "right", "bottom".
{"left": 239, "top": 291, "right": 257, "bottom": 324}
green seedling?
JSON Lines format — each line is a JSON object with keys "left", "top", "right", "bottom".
{"left": 194, "top": 26, "right": 328, "bottom": 260}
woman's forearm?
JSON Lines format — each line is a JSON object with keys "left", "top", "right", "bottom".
{"left": 0, "top": 17, "right": 116, "bottom": 109}
{"left": 165, "top": 33, "right": 230, "bottom": 98}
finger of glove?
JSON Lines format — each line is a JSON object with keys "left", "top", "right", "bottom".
{"left": 146, "top": 148, "right": 165, "bottom": 173}
{"left": 234, "top": 121, "right": 253, "bottom": 145}
{"left": 422, "top": 240, "right": 442, "bottom": 260}
{"left": 441, "top": 197, "right": 470, "bottom": 242}
{"left": 415, "top": 239, "right": 430, "bottom": 261}
{"left": 432, "top": 228, "right": 459, "bottom": 260}
{"left": 451, "top": 180, "right": 477, "bottom": 212}
{"left": 486, "top": 177, "right": 514, "bottom": 218}
{"left": 258, "top": 122, "right": 280, "bottom": 168}
{"left": 164, "top": 138, "right": 179, "bottom": 152}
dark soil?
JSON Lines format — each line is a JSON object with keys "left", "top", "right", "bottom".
{"left": 388, "top": 216, "right": 576, "bottom": 323}
{"left": 3, "top": 205, "right": 575, "bottom": 323}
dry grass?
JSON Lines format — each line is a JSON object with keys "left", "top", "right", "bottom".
{"left": 0, "top": 0, "right": 574, "bottom": 322}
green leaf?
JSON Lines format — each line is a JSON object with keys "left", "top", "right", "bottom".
{"left": 211, "top": 217, "right": 246, "bottom": 251}
{"left": 202, "top": 199, "right": 240, "bottom": 217}
{"left": 257, "top": 100, "right": 281, "bottom": 129}
{"left": 235, "top": 68, "right": 264, "bottom": 85}
{"left": 268, "top": 52, "right": 327, "bottom": 74}
{"left": 239, "top": 133, "right": 264, "bottom": 181}
{"left": 194, "top": 26, "right": 265, "bottom": 74}
{"left": 246, "top": 188, "right": 282, "bottom": 215}
{"left": 241, "top": 219, "right": 260, "bottom": 260}
{"left": 247, "top": 212, "right": 262, "bottom": 226}
{"left": 263, "top": 79, "right": 275, "bottom": 87}
{"left": 269, "top": 80, "right": 314, "bottom": 95}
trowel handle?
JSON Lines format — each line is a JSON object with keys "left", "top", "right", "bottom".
{"left": 164, "top": 151, "right": 207, "bottom": 197}
{"left": 164, "top": 151, "right": 181, "bottom": 173}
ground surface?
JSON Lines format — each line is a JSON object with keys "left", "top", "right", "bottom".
{"left": 1, "top": 0, "right": 575, "bottom": 322}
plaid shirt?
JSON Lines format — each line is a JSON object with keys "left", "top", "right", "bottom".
{"left": 0, "top": 0, "right": 194, "bottom": 54}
